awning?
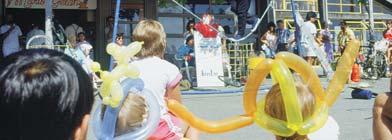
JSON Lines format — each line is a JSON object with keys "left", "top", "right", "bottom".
{"left": 375, "top": 0, "right": 392, "bottom": 10}
{"left": 5, "top": 0, "right": 97, "bottom": 10}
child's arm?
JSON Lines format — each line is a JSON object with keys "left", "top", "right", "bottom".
{"left": 260, "top": 32, "right": 269, "bottom": 46}
{"left": 166, "top": 84, "right": 182, "bottom": 104}
{"left": 164, "top": 64, "right": 183, "bottom": 104}
{"left": 373, "top": 93, "right": 392, "bottom": 140}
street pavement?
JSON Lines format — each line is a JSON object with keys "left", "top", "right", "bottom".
{"left": 87, "top": 76, "right": 389, "bottom": 140}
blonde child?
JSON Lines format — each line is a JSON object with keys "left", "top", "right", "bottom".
{"left": 130, "top": 19, "right": 198, "bottom": 140}
{"left": 101, "top": 93, "right": 148, "bottom": 136}
{"left": 265, "top": 79, "right": 339, "bottom": 140}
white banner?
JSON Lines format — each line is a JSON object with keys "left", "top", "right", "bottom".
{"left": 194, "top": 31, "right": 224, "bottom": 87}
{"left": 5, "top": 0, "right": 97, "bottom": 9}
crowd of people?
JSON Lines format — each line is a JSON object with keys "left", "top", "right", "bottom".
{"left": 2, "top": 8, "right": 392, "bottom": 140}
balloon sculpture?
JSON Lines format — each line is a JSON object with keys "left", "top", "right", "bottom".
{"left": 91, "top": 42, "right": 161, "bottom": 140}
{"left": 167, "top": 40, "right": 360, "bottom": 136}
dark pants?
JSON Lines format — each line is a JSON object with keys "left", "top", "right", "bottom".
{"left": 276, "top": 43, "right": 288, "bottom": 53}
{"left": 230, "top": 0, "right": 250, "bottom": 36}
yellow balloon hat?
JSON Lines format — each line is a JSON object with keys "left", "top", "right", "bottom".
{"left": 167, "top": 40, "right": 360, "bottom": 135}
{"left": 91, "top": 41, "right": 144, "bottom": 107}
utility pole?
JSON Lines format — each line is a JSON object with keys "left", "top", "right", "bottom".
{"left": 368, "top": 0, "right": 375, "bottom": 45}
{"left": 318, "top": 0, "right": 327, "bottom": 25}
{"left": 45, "top": 0, "right": 53, "bottom": 49}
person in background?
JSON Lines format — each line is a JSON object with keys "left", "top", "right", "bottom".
{"left": 275, "top": 20, "right": 292, "bottom": 53}
{"left": 260, "top": 22, "right": 277, "bottom": 58}
{"left": 319, "top": 22, "right": 334, "bottom": 64}
{"left": 77, "top": 32, "right": 93, "bottom": 57}
{"left": 177, "top": 35, "right": 195, "bottom": 67}
{"left": 52, "top": 12, "right": 67, "bottom": 45}
{"left": 184, "top": 20, "right": 195, "bottom": 39}
{"left": 383, "top": 20, "right": 392, "bottom": 42}
{"left": 384, "top": 20, "right": 392, "bottom": 77}
{"left": 77, "top": 32, "right": 101, "bottom": 85}
{"left": 0, "top": 14, "right": 23, "bottom": 57}
{"left": 64, "top": 36, "right": 86, "bottom": 66}
{"left": 227, "top": 0, "right": 256, "bottom": 39}
{"left": 105, "top": 16, "right": 124, "bottom": 44}
{"left": 65, "top": 21, "right": 84, "bottom": 40}
{"left": 300, "top": 11, "right": 318, "bottom": 65}
{"left": 115, "top": 33, "right": 125, "bottom": 47}
{"left": 26, "top": 23, "right": 45, "bottom": 47}
{"left": 0, "top": 49, "right": 94, "bottom": 140}
{"left": 337, "top": 21, "right": 355, "bottom": 55}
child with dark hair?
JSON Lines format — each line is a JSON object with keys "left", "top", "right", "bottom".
{"left": 0, "top": 49, "right": 94, "bottom": 140}
{"left": 260, "top": 21, "right": 277, "bottom": 58}
{"left": 177, "top": 35, "right": 195, "bottom": 67}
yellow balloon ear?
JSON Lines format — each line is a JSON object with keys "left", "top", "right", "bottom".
{"left": 90, "top": 62, "right": 102, "bottom": 72}
{"left": 106, "top": 43, "right": 119, "bottom": 55}
{"left": 125, "top": 41, "right": 144, "bottom": 57}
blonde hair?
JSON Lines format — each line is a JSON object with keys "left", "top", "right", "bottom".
{"left": 132, "top": 19, "right": 166, "bottom": 58}
{"left": 265, "top": 80, "right": 316, "bottom": 140}
{"left": 101, "top": 93, "right": 148, "bottom": 136}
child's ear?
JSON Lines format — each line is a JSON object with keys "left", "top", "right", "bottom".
{"left": 162, "top": 39, "right": 167, "bottom": 49}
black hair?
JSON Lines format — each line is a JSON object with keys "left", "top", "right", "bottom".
{"left": 116, "top": 33, "right": 124, "bottom": 39}
{"left": 186, "top": 20, "right": 195, "bottom": 31}
{"left": 340, "top": 20, "right": 348, "bottom": 26}
{"left": 78, "top": 32, "right": 86, "bottom": 37}
{"left": 0, "top": 49, "right": 94, "bottom": 140}
{"left": 107, "top": 16, "right": 114, "bottom": 22}
{"left": 306, "top": 11, "right": 317, "bottom": 21}
{"left": 268, "top": 22, "right": 276, "bottom": 28}
{"left": 277, "top": 20, "right": 284, "bottom": 24}
{"left": 185, "top": 35, "right": 194, "bottom": 44}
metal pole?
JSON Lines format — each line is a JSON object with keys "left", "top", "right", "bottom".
{"left": 325, "top": 0, "right": 329, "bottom": 23}
{"left": 272, "top": 0, "right": 276, "bottom": 23}
{"left": 368, "top": 0, "right": 375, "bottom": 44}
{"left": 291, "top": 0, "right": 301, "bottom": 56}
{"left": 109, "top": 0, "right": 121, "bottom": 70}
{"left": 45, "top": 0, "right": 53, "bottom": 49}
{"left": 318, "top": 0, "right": 326, "bottom": 24}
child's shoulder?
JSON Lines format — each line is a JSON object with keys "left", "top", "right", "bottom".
{"left": 133, "top": 57, "right": 178, "bottom": 69}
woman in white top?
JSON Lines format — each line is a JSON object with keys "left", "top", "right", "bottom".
{"left": 260, "top": 22, "right": 277, "bottom": 58}
{"left": 301, "top": 12, "right": 318, "bottom": 65}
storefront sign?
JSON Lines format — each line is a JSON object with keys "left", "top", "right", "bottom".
{"left": 5, "top": 0, "right": 97, "bottom": 9}
{"left": 194, "top": 31, "right": 224, "bottom": 87}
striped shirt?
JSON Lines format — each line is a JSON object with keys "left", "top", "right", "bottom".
{"left": 276, "top": 28, "right": 291, "bottom": 45}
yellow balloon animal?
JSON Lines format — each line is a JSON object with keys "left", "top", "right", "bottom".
{"left": 91, "top": 41, "right": 144, "bottom": 107}
{"left": 167, "top": 40, "right": 360, "bottom": 136}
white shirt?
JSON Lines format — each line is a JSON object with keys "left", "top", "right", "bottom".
{"left": 26, "top": 28, "right": 45, "bottom": 46}
{"left": 308, "top": 116, "right": 340, "bottom": 140}
{"left": 301, "top": 21, "right": 317, "bottom": 56}
{"left": 301, "top": 21, "right": 317, "bottom": 47}
{"left": 65, "top": 24, "right": 84, "bottom": 38}
{"left": 131, "top": 57, "right": 182, "bottom": 116}
{"left": 0, "top": 24, "right": 22, "bottom": 50}
{"left": 77, "top": 41, "right": 93, "bottom": 56}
